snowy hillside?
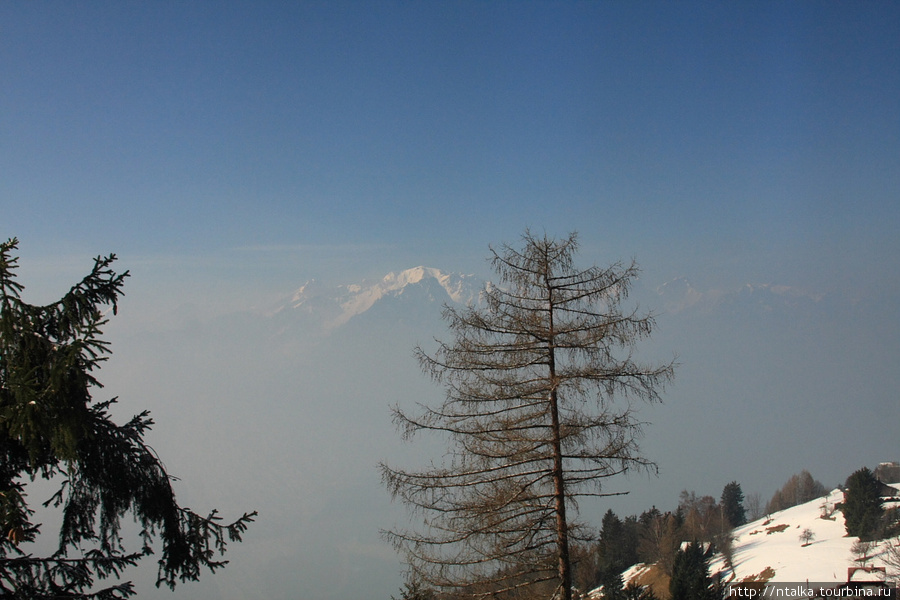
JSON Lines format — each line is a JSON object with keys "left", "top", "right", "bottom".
{"left": 711, "top": 489, "right": 897, "bottom": 585}
{"left": 598, "top": 489, "right": 900, "bottom": 599}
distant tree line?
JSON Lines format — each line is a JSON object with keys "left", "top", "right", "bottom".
{"left": 584, "top": 481, "right": 746, "bottom": 599}
{"left": 764, "top": 470, "right": 827, "bottom": 515}
{"left": 587, "top": 470, "right": 840, "bottom": 600}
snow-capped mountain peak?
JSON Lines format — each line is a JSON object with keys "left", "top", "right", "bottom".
{"left": 384, "top": 266, "right": 481, "bottom": 304}
{"left": 655, "top": 277, "right": 705, "bottom": 313}
{"left": 382, "top": 266, "right": 439, "bottom": 288}
{"left": 272, "top": 267, "right": 483, "bottom": 330}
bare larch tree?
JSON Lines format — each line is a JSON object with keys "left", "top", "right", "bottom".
{"left": 381, "top": 231, "right": 674, "bottom": 600}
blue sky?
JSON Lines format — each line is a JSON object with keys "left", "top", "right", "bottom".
{"left": 3, "top": 3, "right": 899, "bottom": 599}
{"left": 5, "top": 1, "right": 898, "bottom": 281}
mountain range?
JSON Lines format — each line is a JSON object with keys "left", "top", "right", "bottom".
{"left": 268, "top": 266, "right": 484, "bottom": 331}
{"left": 264, "top": 266, "right": 832, "bottom": 332}
{"left": 653, "top": 277, "right": 827, "bottom": 315}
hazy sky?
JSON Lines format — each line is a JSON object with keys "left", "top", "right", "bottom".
{"left": 2, "top": 2, "right": 899, "bottom": 599}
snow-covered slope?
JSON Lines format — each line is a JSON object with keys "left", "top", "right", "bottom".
{"left": 711, "top": 489, "right": 896, "bottom": 585}
{"left": 592, "top": 489, "right": 899, "bottom": 599}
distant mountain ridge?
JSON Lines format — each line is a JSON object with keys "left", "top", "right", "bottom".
{"left": 654, "top": 276, "right": 827, "bottom": 315}
{"left": 270, "top": 266, "right": 484, "bottom": 330}
{"left": 268, "top": 267, "right": 836, "bottom": 331}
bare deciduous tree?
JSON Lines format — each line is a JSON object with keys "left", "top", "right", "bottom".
{"left": 851, "top": 539, "right": 875, "bottom": 565}
{"left": 380, "top": 231, "right": 674, "bottom": 600}
{"left": 745, "top": 493, "right": 763, "bottom": 522}
{"left": 799, "top": 528, "right": 815, "bottom": 547}
{"left": 882, "top": 536, "right": 900, "bottom": 579}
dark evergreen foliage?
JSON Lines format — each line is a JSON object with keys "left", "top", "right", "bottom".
{"left": 842, "top": 467, "right": 884, "bottom": 540}
{"left": 393, "top": 577, "right": 437, "bottom": 600}
{"left": 596, "top": 571, "right": 625, "bottom": 600}
{"left": 720, "top": 482, "right": 746, "bottom": 528}
{"left": 623, "top": 581, "right": 658, "bottom": 600}
{"left": 0, "top": 238, "right": 255, "bottom": 599}
{"left": 596, "top": 510, "right": 640, "bottom": 585}
{"left": 600, "top": 568, "right": 659, "bottom": 600}
{"left": 669, "top": 542, "right": 724, "bottom": 600}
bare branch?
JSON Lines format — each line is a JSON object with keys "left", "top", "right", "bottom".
{"left": 382, "top": 231, "right": 674, "bottom": 600}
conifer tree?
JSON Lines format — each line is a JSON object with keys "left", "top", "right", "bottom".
{"left": 843, "top": 467, "right": 883, "bottom": 540}
{"left": 0, "top": 238, "right": 255, "bottom": 599}
{"left": 393, "top": 576, "right": 437, "bottom": 600}
{"left": 381, "top": 231, "right": 674, "bottom": 600}
{"left": 623, "top": 581, "right": 658, "bottom": 600}
{"left": 720, "top": 482, "right": 746, "bottom": 528}
{"left": 597, "top": 510, "right": 640, "bottom": 583}
{"left": 669, "top": 542, "right": 723, "bottom": 600}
